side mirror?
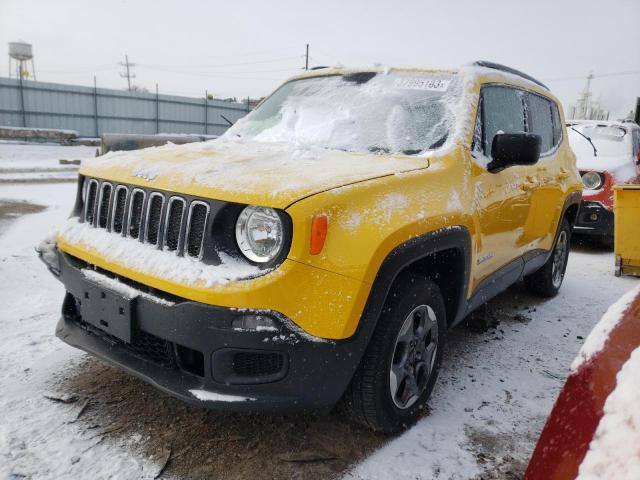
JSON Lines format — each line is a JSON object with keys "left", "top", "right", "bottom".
{"left": 487, "top": 133, "right": 542, "bottom": 173}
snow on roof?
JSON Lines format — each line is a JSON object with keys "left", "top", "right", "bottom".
{"left": 577, "top": 346, "right": 640, "bottom": 480}
{"left": 571, "top": 284, "right": 640, "bottom": 372}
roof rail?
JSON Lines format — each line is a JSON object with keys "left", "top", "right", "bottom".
{"left": 472, "top": 61, "right": 549, "bottom": 90}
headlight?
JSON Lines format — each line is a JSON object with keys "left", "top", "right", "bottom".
{"left": 235, "top": 206, "right": 284, "bottom": 263}
{"left": 581, "top": 171, "right": 603, "bottom": 190}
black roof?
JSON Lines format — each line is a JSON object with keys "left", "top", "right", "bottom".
{"left": 472, "top": 61, "right": 549, "bottom": 90}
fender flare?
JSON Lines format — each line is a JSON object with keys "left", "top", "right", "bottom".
{"left": 352, "top": 226, "right": 472, "bottom": 345}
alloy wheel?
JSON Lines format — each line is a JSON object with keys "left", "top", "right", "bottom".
{"left": 389, "top": 304, "right": 439, "bottom": 409}
{"left": 551, "top": 230, "right": 568, "bottom": 288}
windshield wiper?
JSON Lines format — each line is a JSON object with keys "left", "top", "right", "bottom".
{"left": 570, "top": 127, "right": 597, "bottom": 157}
{"left": 343, "top": 72, "right": 377, "bottom": 84}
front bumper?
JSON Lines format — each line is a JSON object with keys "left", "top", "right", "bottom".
{"left": 574, "top": 201, "right": 614, "bottom": 238}
{"left": 50, "top": 250, "right": 365, "bottom": 413}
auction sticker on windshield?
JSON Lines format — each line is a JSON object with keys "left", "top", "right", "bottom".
{"left": 393, "top": 77, "right": 451, "bottom": 92}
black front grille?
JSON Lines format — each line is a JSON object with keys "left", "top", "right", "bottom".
{"left": 186, "top": 202, "right": 209, "bottom": 258}
{"left": 112, "top": 187, "right": 128, "bottom": 234}
{"left": 85, "top": 180, "right": 98, "bottom": 225}
{"left": 145, "top": 193, "right": 164, "bottom": 245}
{"left": 232, "top": 352, "right": 285, "bottom": 377}
{"left": 82, "top": 178, "right": 210, "bottom": 260}
{"left": 97, "top": 183, "right": 112, "bottom": 229}
{"left": 165, "top": 198, "right": 185, "bottom": 251}
{"left": 127, "top": 189, "right": 145, "bottom": 239}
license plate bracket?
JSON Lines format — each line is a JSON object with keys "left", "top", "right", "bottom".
{"left": 79, "top": 280, "right": 134, "bottom": 343}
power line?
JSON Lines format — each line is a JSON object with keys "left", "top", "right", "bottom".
{"left": 138, "top": 55, "right": 301, "bottom": 70}
{"left": 136, "top": 65, "right": 291, "bottom": 81}
{"left": 38, "top": 65, "right": 117, "bottom": 74}
{"left": 545, "top": 70, "right": 640, "bottom": 82}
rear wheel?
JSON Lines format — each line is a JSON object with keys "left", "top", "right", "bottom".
{"left": 524, "top": 218, "right": 571, "bottom": 297}
{"left": 341, "top": 274, "right": 446, "bottom": 433}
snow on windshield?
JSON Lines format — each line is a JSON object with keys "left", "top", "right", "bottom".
{"left": 224, "top": 71, "right": 462, "bottom": 155}
{"left": 568, "top": 125, "right": 630, "bottom": 159}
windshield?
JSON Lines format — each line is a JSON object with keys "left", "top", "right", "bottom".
{"left": 568, "top": 124, "right": 630, "bottom": 158}
{"left": 223, "top": 71, "right": 462, "bottom": 155}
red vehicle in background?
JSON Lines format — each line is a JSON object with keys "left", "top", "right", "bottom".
{"left": 525, "top": 285, "right": 640, "bottom": 479}
{"left": 568, "top": 120, "right": 640, "bottom": 247}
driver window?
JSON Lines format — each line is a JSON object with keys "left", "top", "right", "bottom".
{"left": 481, "top": 86, "right": 525, "bottom": 157}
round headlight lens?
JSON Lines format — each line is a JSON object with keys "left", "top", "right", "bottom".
{"left": 235, "top": 206, "right": 284, "bottom": 263}
{"left": 582, "top": 171, "right": 603, "bottom": 190}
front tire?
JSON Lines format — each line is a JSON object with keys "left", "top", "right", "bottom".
{"left": 524, "top": 218, "right": 571, "bottom": 297}
{"left": 341, "top": 274, "right": 446, "bottom": 433}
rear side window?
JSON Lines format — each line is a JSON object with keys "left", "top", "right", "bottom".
{"left": 633, "top": 129, "right": 640, "bottom": 156}
{"left": 551, "top": 102, "right": 563, "bottom": 146}
{"left": 527, "top": 93, "right": 554, "bottom": 153}
{"left": 481, "top": 86, "right": 525, "bottom": 157}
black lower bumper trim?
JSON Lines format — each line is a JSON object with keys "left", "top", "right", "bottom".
{"left": 574, "top": 201, "right": 614, "bottom": 238}
{"left": 53, "top": 250, "right": 366, "bottom": 413}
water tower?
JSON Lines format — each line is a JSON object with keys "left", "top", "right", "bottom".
{"left": 8, "top": 41, "right": 36, "bottom": 80}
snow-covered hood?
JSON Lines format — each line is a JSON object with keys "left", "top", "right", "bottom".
{"left": 577, "top": 155, "right": 637, "bottom": 182}
{"left": 80, "top": 139, "right": 430, "bottom": 208}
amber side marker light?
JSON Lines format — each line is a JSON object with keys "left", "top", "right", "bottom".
{"left": 310, "top": 214, "right": 328, "bottom": 255}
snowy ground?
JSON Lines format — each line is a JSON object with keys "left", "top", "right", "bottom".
{"left": 0, "top": 144, "right": 637, "bottom": 479}
{"left": 0, "top": 141, "right": 95, "bottom": 183}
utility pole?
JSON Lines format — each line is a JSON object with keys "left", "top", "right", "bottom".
{"left": 305, "top": 44, "right": 309, "bottom": 71}
{"left": 576, "top": 72, "right": 594, "bottom": 119}
{"left": 119, "top": 54, "right": 136, "bottom": 91}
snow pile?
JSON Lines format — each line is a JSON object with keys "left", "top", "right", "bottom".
{"left": 189, "top": 390, "right": 256, "bottom": 403}
{"left": 58, "top": 217, "right": 264, "bottom": 288}
{"left": 577, "top": 346, "right": 640, "bottom": 480}
{"left": 571, "top": 284, "right": 640, "bottom": 372}
{"left": 0, "top": 142, "right": 94, "bottom": 183}
{"left": 225, "top": 71, "right": 462, "bottom": 155}
{"left": 36, "top": 231, "right": 59, "bottom": 271}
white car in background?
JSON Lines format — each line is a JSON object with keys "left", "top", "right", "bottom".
{"left": 567, "top": 120, "right": 640, "bottom": 247}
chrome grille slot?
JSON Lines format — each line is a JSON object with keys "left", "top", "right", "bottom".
{"left": 84, "top": 179, "right": 99, "bottom": 225}
{"left": 111, "top": 186, "right": 128, "bottom": 234}
{"left": 145, "top": 192, "right": 165, "bottom": 246}
{"left": 97, "top": 182, "right": 113, "bottom": 229}
{"left": 127, "top": 189, "right": 145, "bottom": 240}
{"left": 185, "top": 201, "right": 209, "bottom": 259}
{"left": 164, "top": 197, "right": 185, "bottom": 252}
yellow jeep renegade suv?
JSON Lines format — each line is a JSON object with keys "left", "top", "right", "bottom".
{"left": 40, "top": 61, "right": 582, "bottom": 433}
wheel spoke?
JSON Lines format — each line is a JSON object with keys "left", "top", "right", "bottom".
{"left": 396, "top": 314, "right": 414, "bottom": 345}
{"left": 389, "top": 360, "right": 407, "bottom": 399}
{"left": 425, "top": 341, "right": 437, "bottom": 371}
{"left": 400, "top": 373, "right": 420, "bottom": 406}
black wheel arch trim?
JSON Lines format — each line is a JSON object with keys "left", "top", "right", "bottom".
{"left": 354, "top": 226, "right": 472, "bottom": 342}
